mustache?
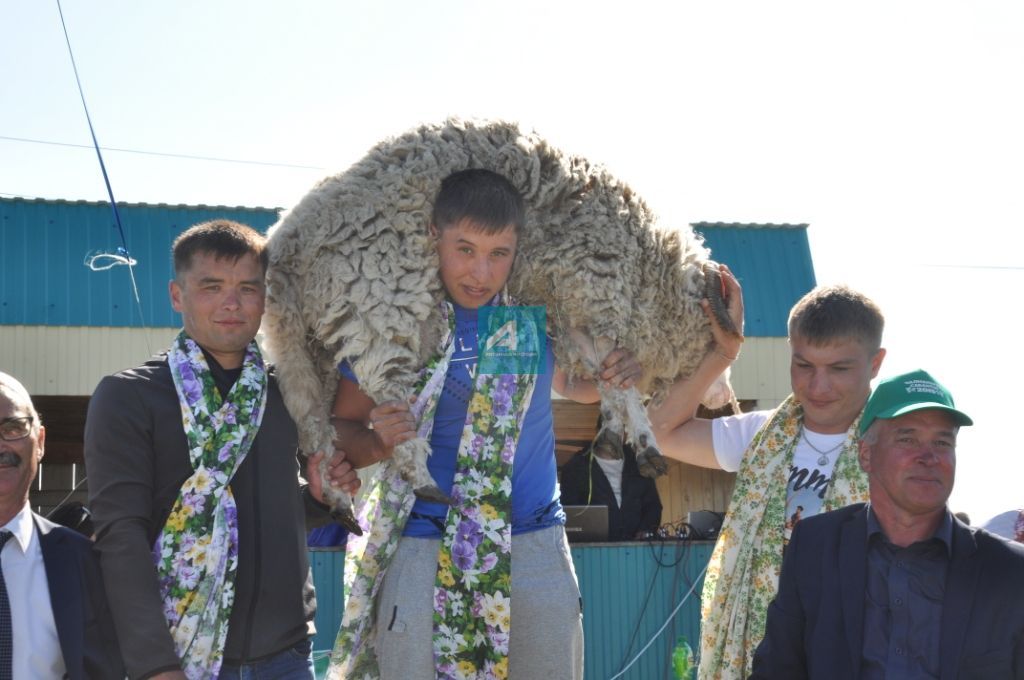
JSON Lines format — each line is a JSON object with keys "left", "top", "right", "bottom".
{"left": 0, "top": 451, "right": 23, "bottom": 467}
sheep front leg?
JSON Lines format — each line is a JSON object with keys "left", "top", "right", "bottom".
{"left": 599, "top": 383, "right": 668, "bottom": 478}
{"left": 317, "top": 453, "right": 361, "bottom": 535}
{"left": 305, "top": 419, "right": 362, "bottom": 536}
{"left": 567, "top": 328, "right": 668, "bottom": 478}
{"left": 395, "top": 437, "right": 454, "bottom": 504}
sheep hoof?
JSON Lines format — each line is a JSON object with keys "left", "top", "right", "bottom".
{"left": 414, "top": 485, "right": 454, "bottom": 505}
{"left": 704, "top": 263, "right": 742, "bottom": 338}
{"left": 637, "top": 446, "right": 668, "bottom": 478}
{"left": 330, "top": 508, "right": 363, "bottom": 536}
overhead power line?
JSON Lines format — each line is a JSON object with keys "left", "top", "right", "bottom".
{"left": 0, "top": 134, "right": 326, "bottom": 171}
{"left": 922, "top": 263, "right": 1024, "bottom": 271}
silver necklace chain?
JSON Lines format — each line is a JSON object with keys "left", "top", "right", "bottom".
{"left": 801, "top": 429, "right": 844, "bottom": 467}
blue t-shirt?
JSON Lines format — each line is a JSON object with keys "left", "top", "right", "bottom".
{"left": 339, "top": 303, "right": 565, "bottom": 538}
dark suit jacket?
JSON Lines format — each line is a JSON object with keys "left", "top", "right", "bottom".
{"left": 559, "top": 445, "right": 662, "bottom": 541}
{"left": 35, "top": 514, "right": 124, "bottom": 680}
{"left": 751, "top": 503, "right": 1024, "bottom": 680}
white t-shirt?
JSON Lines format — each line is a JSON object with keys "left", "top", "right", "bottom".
{"left": 712, "top": 410, "right": 845, "bottom": 541}
{"left": 594, "top": 456, "right": 625, "bottom": 507}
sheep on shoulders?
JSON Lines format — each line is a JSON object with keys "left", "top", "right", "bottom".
{"left": 262, "top": 118, "right": 739, "bottom": 533}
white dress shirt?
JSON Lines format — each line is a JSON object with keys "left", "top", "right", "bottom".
{"left": 594, "top": 456, "right": 625, "bottom": 508}
{"left": 1, "top": 503, "right": 65, "bottom": 679}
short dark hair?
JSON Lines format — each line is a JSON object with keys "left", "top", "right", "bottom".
{"left": 788, "top": 285, "right": 884, "bottom": 351}
{"left": 431, "top": 169, "right": 525, "bottom": 235}
{"left": 172, "top": 220, "right": 268, "bottom": 277}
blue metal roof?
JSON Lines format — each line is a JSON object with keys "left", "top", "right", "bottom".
{"left": 1, "top": 197, "right": 280, "bottom": 327}
{"left": 1, "top": 199, "right": 815, "bottom": 335}
{"left": 694, "top": 222, "right": 816, "bottom": 337}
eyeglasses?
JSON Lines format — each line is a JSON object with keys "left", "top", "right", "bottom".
{"left": 0, "top": 416, "right": 34, "bottom": 441}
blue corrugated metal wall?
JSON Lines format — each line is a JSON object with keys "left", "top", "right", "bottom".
{"left": 696, "top": 224, "right": 815, "bottom": 337}
{"left": 1, "top": 198, "right": 815, "bottom": 337}
{"left": 0, "top": 198, "right": 280, "bottom": 327}
{"left": 308, "top": 542, "right": 713, "bottom": 680}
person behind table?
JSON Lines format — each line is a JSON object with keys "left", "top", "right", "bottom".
{"left": 648, "top": 281, "right": 886, "bottom": 678}
{"left": 84, "top": 220, "right": 357, "bottom": 680}
{"left": 326, "top": 168, "right": 642, "bottom": 679}
{"left": 752, "top": 369, "right": 1024, "bottom": 678}
{"left": 559, "top": 414, "right": 663, "bottom": 541}
{"left": 0, "top": 372, "right": 123, "bottom": 678}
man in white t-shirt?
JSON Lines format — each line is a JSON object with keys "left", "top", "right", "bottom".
{"left": 649, "top": 272, "right": 886, "bottom": 679}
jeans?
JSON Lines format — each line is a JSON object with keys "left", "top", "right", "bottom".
{"left": 218, "top": 639, "right": 315, "bottom": 680}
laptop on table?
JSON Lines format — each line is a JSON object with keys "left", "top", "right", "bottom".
{"left": 562, "top": 504, "right": 609, "bottom": 543}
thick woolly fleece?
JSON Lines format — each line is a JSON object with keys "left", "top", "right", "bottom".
{"left": 262, "top": 119, "right": 730, "bottom": 508}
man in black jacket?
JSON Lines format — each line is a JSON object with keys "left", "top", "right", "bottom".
{"left": 752, "top": 369, "right": 1024, "bottom": 679}
{"left": 560, "top": 417, "right": 662, "bottom": 541}
{"left": 85, "top": 221, "right": 357, "bottom": 680}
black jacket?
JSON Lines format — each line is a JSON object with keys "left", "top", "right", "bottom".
{"left": 35, "top": 514, "right": 124, "bottom": 679}
{"left": 752, "top": 503, "right": 1024, "bottom": 680}
{"left": 85, "top": 355, "right": 330, "bottom": 679}
{"left": 559, "top": 445, "right": 662, "bottom": 541}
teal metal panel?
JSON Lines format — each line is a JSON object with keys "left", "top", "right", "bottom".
{"left": 1, "top": 199, "right": 814, "bottom": 338}
{"left": 309, "top": 548, "right": 346, "bottom": 654}
{"left": 573, "top": 542, "right": 712, "bottom": 680}
{"left": 306, "top": 541, "right": 713, "bottom": 679}
{"left": 0, "top": 197, "right": 280, "bottom": 327}
{"left": 695, "top": 223, "right": 816, "bottom": 338}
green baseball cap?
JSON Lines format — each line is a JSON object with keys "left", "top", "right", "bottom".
{"left": 859, "top": 369, "right": 973, "bottom": 435}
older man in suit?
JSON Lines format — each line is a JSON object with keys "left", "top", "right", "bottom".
{"left": 752, "top": 369, "right": 1024, "bottom": 679}
{"left": 0, "top": 372, "right": 123, "bottom": 679}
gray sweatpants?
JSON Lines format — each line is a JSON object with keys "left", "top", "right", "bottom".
{"left": 374, "top": 525, "right": 584, "bottom": 679}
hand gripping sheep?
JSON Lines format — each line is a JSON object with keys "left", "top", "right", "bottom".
{"left": 262, "top": 119, "right": 740, "bottom": 534}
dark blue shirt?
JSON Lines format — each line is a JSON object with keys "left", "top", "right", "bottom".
{"left": 862, "top": 506, "right": 953, "bottom": 679}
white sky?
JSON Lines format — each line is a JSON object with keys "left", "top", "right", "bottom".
{"left": 2, "top": 0, "right": 1022, "bottom": 523}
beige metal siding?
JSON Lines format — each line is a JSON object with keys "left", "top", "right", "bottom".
{"left": 0, "top": 325, "right": 176, "bottom": 395}
{"left": 7, "top": 326, "right": 792, "bottom": 520}
{"left": 728, "top": 337, "right": 792, "bottom": 407}
{"left": 7, "top": 327, "right": 794, "bottom": 401}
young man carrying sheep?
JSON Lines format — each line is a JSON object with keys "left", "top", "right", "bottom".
{"left": 648, "top": 281, "right": 886, "bottom": 679}
{"left": 324, "top": 169, "right": 642, "bottom": 680}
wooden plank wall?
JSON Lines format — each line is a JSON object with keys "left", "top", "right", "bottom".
{"left": 553, "top": 399, "right": 745, "bottom": 524}
{"left": 29, "top": 395, "right": 91, "bottom": 516}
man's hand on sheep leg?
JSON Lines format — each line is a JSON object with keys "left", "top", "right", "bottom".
{"left": 309, "top": 449, "right": 362, "bottom": 496}
{"left": 308, "top": 448, "right": 364, "bottom": 535}
{"left": 332, "top": 376, "right": 451, "bottom": 507}
{"left": 555, "top": 343, "right": 666, "bottom": 477}
{"left": 369, "top": 399, "right": 452, "bottom": 505}
{"left": 367, "top": 399, "right": 418, "bottom": 456}
{"left": 701, "top": 263, "right": 745, "bottom": 414}
{"left": 702, "top": 263, "right": 745, "bottom": 363}
{"left": 597, "top": 348, "right": 644, "bottom": 389}
{"left": 595, "top": 348, "right": 667, "bottom": 477}
{"left": 332, "top": 379, "right": 417, "bottom": 466}
{"left": 647, "top": 265, "right": 746, "bottom": 470}
{"left": 554, "top": 341, "right": 645, "bottom": 402}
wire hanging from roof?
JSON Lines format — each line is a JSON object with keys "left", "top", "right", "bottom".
{"left": 56, "top": 0, "right": 149, "bottom": 349}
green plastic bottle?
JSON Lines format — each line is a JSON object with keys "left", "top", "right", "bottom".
{"left": 672, "top": 636, "right": 693, "bottom": 679}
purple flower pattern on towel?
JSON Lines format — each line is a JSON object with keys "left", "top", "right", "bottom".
{"left": 155, "top": 332, "right": 267, "bottom": 679}
{"left": 328, "top": 298, "right": 538, "bottom": 680}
